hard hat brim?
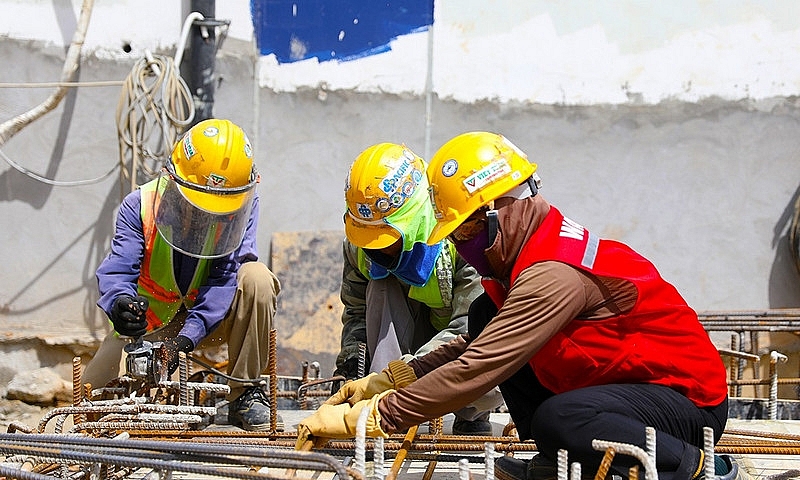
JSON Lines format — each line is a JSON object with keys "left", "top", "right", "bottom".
{"left": 344, "top": 214, "right": 401, "bottom": 250}
{"left": 180, "top": 185, "right": 248, "bottom": 214}
{"left": 427, "top": 221, "right": 455, "bottom": 246}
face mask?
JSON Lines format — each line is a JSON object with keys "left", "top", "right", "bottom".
{"left": 454, "top": 228, "right": 493, "bottom": 276}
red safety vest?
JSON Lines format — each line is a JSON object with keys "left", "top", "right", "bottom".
{"left": 507, "top": 206, "right": 728, "bottom": 407}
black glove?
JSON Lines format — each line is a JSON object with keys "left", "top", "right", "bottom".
{"left": 162, "top": 335, "right": 194, "bottom": 376}
{"left": 331, "top": 356, "right": 361, "bottom": 393}
{"left": 110, "top": 295, "right": 149, "bottom": 337}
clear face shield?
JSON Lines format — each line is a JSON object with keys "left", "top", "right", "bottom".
{"left": 154, "top": 165, "right": 257, "bottom": 259}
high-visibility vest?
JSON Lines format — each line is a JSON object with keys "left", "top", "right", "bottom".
{"left": 357, "top": 242, "right": 457, "bottom": 331}
{"left": 510, "top": 206, "right": 728, "bottom": 408}
{"left": 137, "top": 179, "right": 211, "bottom": 331}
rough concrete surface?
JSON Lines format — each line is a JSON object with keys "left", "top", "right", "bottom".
{"left": 2, "top": 38, "right": 800, "bottom": 403}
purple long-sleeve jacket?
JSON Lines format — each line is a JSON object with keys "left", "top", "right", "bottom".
{"left": 95, "top": 188, "right": 260, "bottom": 347}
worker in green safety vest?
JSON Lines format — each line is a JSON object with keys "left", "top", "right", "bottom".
{"left": 334, "top": 142, "right": 504, "bottom": 436}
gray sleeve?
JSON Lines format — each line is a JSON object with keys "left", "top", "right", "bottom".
{"left": 336, "top": 239, "right": 369, "bottom": 375}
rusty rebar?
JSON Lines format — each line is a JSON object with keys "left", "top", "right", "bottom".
{"left": 387, "top": 425, "right": 419, "bottom": 480}
{"left": 269, "top": 328, "right": 278, "bottom": 434}
{"left": 71, "top": 356, "right": 84, "bottom": 426}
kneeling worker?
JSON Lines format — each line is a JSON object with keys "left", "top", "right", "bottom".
{"left": 84, "top": 119, "right": 282, "bottom": 432}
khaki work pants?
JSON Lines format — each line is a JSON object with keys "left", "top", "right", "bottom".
{"left": 83, "top": 262, "right": 280, "bottom": 401}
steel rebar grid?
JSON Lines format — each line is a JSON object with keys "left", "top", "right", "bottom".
{"left": 0, "top": 433, "right": 361, "bottom": 480}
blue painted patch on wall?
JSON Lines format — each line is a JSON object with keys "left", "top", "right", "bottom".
{"left": 251, "top": 0, "right": 433, "bottom": 63}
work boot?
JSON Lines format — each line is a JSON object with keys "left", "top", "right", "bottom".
{"left": 495, "top": 454, "right": 585, "bottom": 480}
{"left": 495, "top": 455, "right": 530, "bottom": 480}
{"left": 228, "top": 386, "right": 284, "bottom": 432}
{"left": 452, "top": 411, "right": 493, "bottom": 436}
{"left": 697, "top": 455, "right": 745, "bottom": 480}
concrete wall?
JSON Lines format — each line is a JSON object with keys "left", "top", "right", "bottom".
{"left": 1, "top": 1, "right": 800, "bottom": 382}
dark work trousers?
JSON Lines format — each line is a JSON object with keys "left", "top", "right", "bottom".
{"left": 468, "top": 292, "right": 729, "bottom": 480}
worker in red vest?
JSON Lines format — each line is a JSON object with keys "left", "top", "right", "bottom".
{"left": 84, "top": 119, "right": 281, "bottom": 432}
{"left": 298, "top": 131, "right": 734, "bottom": 480}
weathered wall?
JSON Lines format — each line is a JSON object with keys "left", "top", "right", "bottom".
{"left": 2, "top": 37, "right": 800, "bottom": 385}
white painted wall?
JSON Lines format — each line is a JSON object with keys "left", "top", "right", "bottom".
{"left": 2, "top": 1, "right": 800, "bottom": 104}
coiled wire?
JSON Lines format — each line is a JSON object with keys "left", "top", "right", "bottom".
{"left": 115, "top": 53, "right": 194, "bottom": 198}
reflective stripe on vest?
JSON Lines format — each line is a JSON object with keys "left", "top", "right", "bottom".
{"left": 510, "top": 206, "right": 728, "bottom": 408}
{"left": 357, "top": 243, "right": 455, "bottom": 331}
{"left": 138, "top": 179, "right": 211, "bottom": 331}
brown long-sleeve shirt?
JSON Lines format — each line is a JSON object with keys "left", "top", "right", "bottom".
{"left": 378, "top": 194, "right": 638, "bottom": 432}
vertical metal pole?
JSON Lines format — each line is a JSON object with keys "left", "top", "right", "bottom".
{"left": 189, "top": 0, "right": 216, "bottom": 125}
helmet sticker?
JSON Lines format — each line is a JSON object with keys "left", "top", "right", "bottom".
{"left": 183, "top": 136, "right": 196, "bottom": 159}
{"left": 207, "top": 172, "right": 227, "bottom": 188}
{"left": 244, "top": 140, "right": 252, "bottom": 158}
{"left": 401, "top": 181, "right": 414, "bottom": 196}
{"left": 463, "top": 159, "right": 512, "bottom": 193}
{"left": 356, "top": 203, "right": 374, "bottom": 219}
{"left": 390, "top": 192, "right": 404, "bottom": 207}
{"left": 203, "top": 126, "right": 219, "bottom": 137}
{"left": 442, "top": 159, "right": 458, "bottom": 177}
{"left": 380, "top": 155, "right": 413, "bottom": 194}
{"left": 375, "top": 198, "right": 391, "bottom": 213}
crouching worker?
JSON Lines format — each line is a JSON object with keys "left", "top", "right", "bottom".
{"left": 84, "top": 119, "right": 282, "bottom": 432}
{"left": 334, "top": 143, "right": 504, "bottom": 436}
{"left": 296, "top": 132, "right": 734, "bottom": 480}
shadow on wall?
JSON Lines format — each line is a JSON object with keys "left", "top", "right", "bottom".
{"left": 769, "top": 182, "right": 800, "bottom": 308}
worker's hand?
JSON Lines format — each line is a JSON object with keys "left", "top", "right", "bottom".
{"left": 331, "top": 357, "right": 360, "bottom": 393}
{"left": 110, "top": 295, "right": 149, "bottom": 337}
{"left": 296, "top": 390, "right": 392, "bottom": 449}
{"left": 161, "top": 335, "right": 194, "bottom": 375}
{"left": 326, "top": 360, "right": 416, "bottom": 406}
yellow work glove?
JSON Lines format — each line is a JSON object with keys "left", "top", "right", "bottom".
{"left": 326, "top": 360, "right": 416, "bottom": 406}
{"left": 295, "top": 390, "right": 393, "bottom": 450}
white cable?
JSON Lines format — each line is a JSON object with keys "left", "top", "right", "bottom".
{"left": 115, "top": 53, "right": 194, "bottom": 193}
{"left": 174, "top": 12, "right": 206, "bottom": 69}
{"left": 0, "top": 146, "right": 116, "bottom": 186}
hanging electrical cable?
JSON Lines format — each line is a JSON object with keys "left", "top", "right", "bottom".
{"left": 0, "top": 0, "right": 108, "bottom": 187}
{"left": 115, "top": 52, "right": 194, "bottom": 198}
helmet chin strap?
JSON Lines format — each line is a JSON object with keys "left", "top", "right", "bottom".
{"left": 485, "top": 200, "right": 499, "bottom": 246}
{"left": 485, "top": 174, "right": 542, "bottom": 246}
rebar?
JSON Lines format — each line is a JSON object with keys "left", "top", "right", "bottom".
{"left": 704, "top": 427, "right": 715, "bottom": 480}
{"left": 269, "top": 329, "right": 278, "bottom": 434}
{"left": 0, "top": 433, "right": 358, "bottom": 480}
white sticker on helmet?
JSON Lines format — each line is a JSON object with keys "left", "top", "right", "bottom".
{"left": 462, "top": 159, "right": 511, "bottom": 193}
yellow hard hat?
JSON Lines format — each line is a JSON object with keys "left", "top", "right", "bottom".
{"left": 344, "top": 143, "right": 428, "bottom": 249}
{"left": 168, "top": 118, "right": 257, "bottom": 214}
{"left": 426, "top": 131, "right": 537, "bottom": 245}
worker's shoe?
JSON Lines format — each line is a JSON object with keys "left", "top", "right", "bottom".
{"left": 696, "top": 455, "right": 743, "bottom": 480}
{"left": 228, "top": 386, "right": 284, "bottom": 432}
{"left": 495, "top": 455, "right": 530, "bottom": 480}
{"left": 495, "top": 454, "right": 571, "bottom": 480}
{"left": 452, "top": 412, "right": 493, "bottom": 436}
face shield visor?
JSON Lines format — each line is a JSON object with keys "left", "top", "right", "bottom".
{"left": 154, "top": 164, "right": 257, "bottom": 259}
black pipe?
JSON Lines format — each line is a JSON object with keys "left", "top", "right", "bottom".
{"left": 189, "top": 0, "right": 216, "bottom": 126}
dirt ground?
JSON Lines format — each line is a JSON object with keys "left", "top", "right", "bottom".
{"left": 0, "top": 398, "right": 53, "bottom": 434}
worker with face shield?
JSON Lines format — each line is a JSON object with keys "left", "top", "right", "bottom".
{"left": 83, "top": 118, "right": 282, "bottom": 432}
{"left": 297, "top": 132, "right": 736, "bottom": 480}
{"left": 331, "top": 143, "right": 504, "bottom": 436}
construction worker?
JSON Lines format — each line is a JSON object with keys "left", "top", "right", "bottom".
{"left": 334, "top": 142, "right": 504, "bottom": 435}
{"left": 83, "top": 118, "right": 282, "bottom": 432}
{"left": 297, "top": 132, "right": 735, "bottom": 480}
